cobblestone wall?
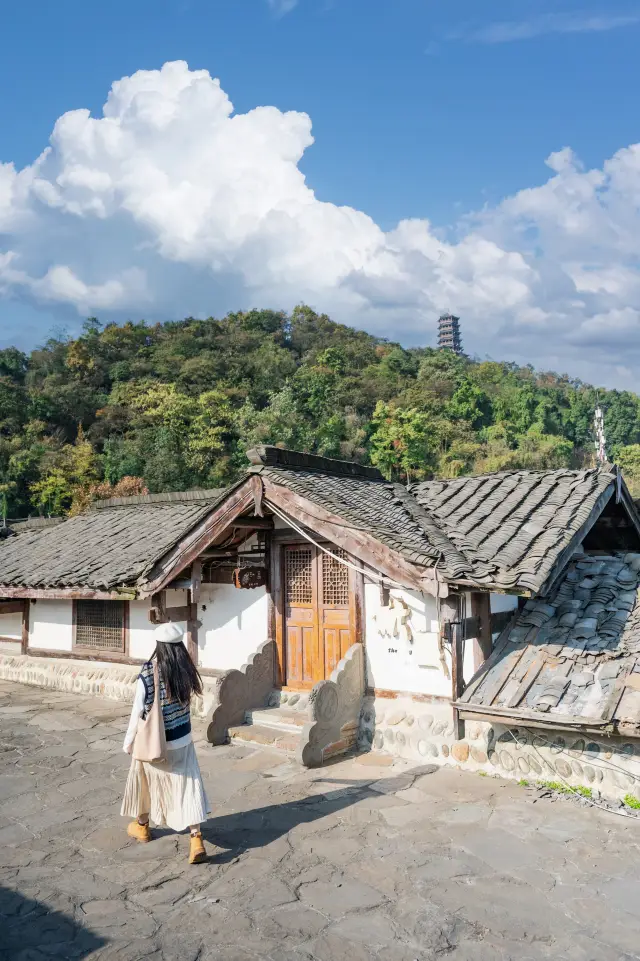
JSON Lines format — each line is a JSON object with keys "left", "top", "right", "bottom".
{"left": 0, "top": 654, "right": 218, "bottom": 718}
{"left": 358, "top": 693, "right": 640, "bottom": 802}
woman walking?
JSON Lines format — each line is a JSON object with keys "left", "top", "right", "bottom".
{"left": 121, "top": 622, "right": 210, "bottom": 863}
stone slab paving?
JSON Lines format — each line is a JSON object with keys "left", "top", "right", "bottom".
{"left": 1, "top": 680, "right": 640, "bottom": 961}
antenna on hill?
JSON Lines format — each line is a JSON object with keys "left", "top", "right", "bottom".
{"left": 594, "top": 400, "right": 607, "bottom": 465}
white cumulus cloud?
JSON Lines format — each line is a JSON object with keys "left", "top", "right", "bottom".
{"left": 1, "top": 59, "right": 640, "bottom": 388}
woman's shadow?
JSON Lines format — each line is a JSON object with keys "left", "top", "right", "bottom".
{"left": 199, "top": 766, "right": 436, "bottom": 863}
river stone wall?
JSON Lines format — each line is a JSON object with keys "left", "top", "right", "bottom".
{"left": 0, "top": 653, "right": 219, "bottom": 719}
{"left": 358, "top": 693, "right": 640, "bottom": 802}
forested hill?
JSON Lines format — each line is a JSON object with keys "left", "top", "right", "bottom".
{"left": 2, "top": 304, "right": 640, "bottom": 519}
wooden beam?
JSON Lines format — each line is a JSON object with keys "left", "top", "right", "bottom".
{"left": 439, "top": 596, "right": 465, "bottom": 740}
{"left": 0, "top": 600, "right": 26, "bottom": 615}
{"left": 0, "top": 586, "right": 137, "bottom": 600}
{"left": 21, "top": 599, "right": 29, "bottom": 655}
{"left": 186, "top": 589, "right": 198, "bottom": 665}
{"left": 470, "top": 592, "right": 492, "bottom": 671}
{"left": 457, "top": 708, "right": 612, "bottom": 734}
{"left": 455, "top": 700, "right": 610, "bottom": 728}
{"left": 191, "top": 560, "right": 202, "bottom": 604}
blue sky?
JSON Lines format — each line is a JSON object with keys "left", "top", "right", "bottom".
{"left": 2, "top": 0, "right": 640, "bottom": 386}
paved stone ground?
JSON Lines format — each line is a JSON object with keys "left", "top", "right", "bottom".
{"left": 2, "top": 680, "right": 640, "bottom": 961}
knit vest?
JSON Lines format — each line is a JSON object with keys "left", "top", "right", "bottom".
{"left": 139, "top": 661, "right": 191, "bottom": 743}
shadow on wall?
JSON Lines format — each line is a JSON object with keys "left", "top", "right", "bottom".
{"left": 0, "top": 885, "right": 106, "bottom": 958}
{"left": 202, "top": 766, "right": 437, "bottom": 861}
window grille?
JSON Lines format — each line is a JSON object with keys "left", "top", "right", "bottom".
{"left": 321, "top": 549, "right": 349, "bottom": 606}
{"left": 75, "top": 600, "right": 126, "bottom": 652}
{"left": 285, "top": 546, "right": 313, "bottom": 605}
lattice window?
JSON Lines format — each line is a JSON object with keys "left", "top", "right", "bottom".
{"left": 285, "top": 547, "right": 313, "bottom": 604}
{"left": 322, "top": 549, "right": 349, "bottom": 606}
{"left": 75, "top": 600, "right": 126, "bottom": 652}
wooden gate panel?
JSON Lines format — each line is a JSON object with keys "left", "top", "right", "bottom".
{"left": 284, "top": 545, "right": 319, "bottom": 689}
{"left": 319, "top": 550, "right": 352, "bottom": 679}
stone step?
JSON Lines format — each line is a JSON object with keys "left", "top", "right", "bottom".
{"left": 229, "top": 722, "right": 301, "bottom": 753}
{"left": 247, "top": 707, "right": 307, "bottom": 732}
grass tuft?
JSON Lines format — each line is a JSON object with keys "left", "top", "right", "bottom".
{"left": 623, "top": 793, "right": 640, "bottom": 810}
{"left": 536, "top": 780, "right": 592, "bottom": 798}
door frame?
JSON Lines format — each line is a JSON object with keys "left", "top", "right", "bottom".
{"left": 269, "top": 531, "right": 365, "bottom": 690}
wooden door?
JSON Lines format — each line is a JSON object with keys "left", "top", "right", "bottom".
{"left": 284, "top": 544, "right": 319, "bottom": 688}
{"left": 282, "top": 543, "right": 355, "bottom": 689}
{"left": 319, "top": 548, "right": 352, "bottom": 677}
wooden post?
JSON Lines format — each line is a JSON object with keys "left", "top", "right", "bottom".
{"left": 21, "top": 599, "right": 29, "bottom": 655}
{"left": 191, "top": 560, "right": 202, "bottom": 604}
{"left": 451, "top": 621, "right": 466, "bottom": 740}
{"left": 470, "top": 592, "right": 492, "bottom": 671}
{"left": 441, "top": 595, "right": 465, "bottom": 740}
{"left": 186, "top": 588, "right": 198, "bottom": 665}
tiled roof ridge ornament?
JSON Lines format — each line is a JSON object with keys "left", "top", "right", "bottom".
{"left": 246, "top": 445, "right": 384, "bottom": 481}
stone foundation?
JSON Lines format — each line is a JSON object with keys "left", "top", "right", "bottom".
{"left": 358, "top": 693, "right": 640, "bottom": 803}
{"left": 0, "top": 653, "right": 219, "bottom": 718}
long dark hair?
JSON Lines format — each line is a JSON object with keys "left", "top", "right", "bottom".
{"left": 153, "top": 642, "right": 203, "bottom": 705}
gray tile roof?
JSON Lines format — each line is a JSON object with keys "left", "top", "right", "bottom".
{"left": 0, "top": 448, "right": 629, "bottom": 597}
{"left": 0, "top": 497, "right": 226, "bottom": 592}
{"left": 460, "top": 552, "right": 640, "bottom": 733}
{"left": 412, "top": 468, "right": 616, "bottom": 593}
{"left": 260, "top": 466, "right": 453, "bottom": 570}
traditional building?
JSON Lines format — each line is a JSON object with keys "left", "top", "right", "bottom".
{"left": 1, "top": 447, "right": 640, "bottom": 797}
{"left": 437, "top": 313, "right": 463, "bottom": 354}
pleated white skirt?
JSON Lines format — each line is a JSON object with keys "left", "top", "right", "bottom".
{"left": 121, "top": 742, "right": 210, "bottom": 832}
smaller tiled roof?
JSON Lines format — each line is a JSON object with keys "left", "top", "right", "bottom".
{"left": 0, "top": 493, "right": 228, "bottom": 592}
{"left": 460, "top": 552, "right": 640, "bottom": 734}
{"left": 413, "top": 468, "right": 617, "bottom": 593}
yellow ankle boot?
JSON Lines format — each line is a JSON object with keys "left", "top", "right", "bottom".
{"left": 189, "top": 832, "right": 207, "bottom": 864}
{"left": 127, "top": 821, "right": 152, "bottom": 843}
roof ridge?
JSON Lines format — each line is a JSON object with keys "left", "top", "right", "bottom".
{"left": 91, "top": 488, "right": 226, "bottom": 510}
{"left": 246, "top": 445, "right": 383, "bottom": 481}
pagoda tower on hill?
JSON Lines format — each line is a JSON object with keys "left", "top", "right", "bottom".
{"left": 437, "top": 313, "right": 463, "bottom": 354}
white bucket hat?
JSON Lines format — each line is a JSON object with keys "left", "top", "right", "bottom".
{"left": 154, "top": 622, "right": 185, "bottom": 644}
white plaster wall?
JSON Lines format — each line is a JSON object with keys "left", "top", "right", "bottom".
{"left": 129, "top": 591, "right": 189, "bottom": 661}
{"left": 365, "top": 583, "right": 447, "bottom": 696}
{"left": 197, "top": 583, "right": 269, "bottom": 671}
{"left": 365, "top": 584, "right": 481, "bottom": 696}
{"left": 128, "top": 600, "right": 157, "bottom": 661}
{"left": 0, "top": 611, "right": 22, "bottom": 640}
{"left": 28, "top": 600, "right": 73, "bottom": 651}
